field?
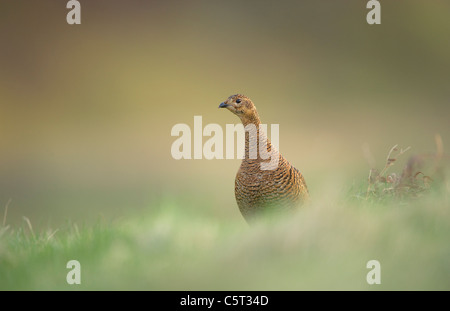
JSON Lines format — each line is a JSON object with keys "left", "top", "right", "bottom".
{"left": 1, "top": 166, "right": 449, "bottom": 290}
{"left": 1, "top": 1, "right": 449, "bottom": 291}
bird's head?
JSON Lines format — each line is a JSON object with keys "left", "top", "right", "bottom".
{"left": 218, "top": 94, "right": 260, "bottom": 125}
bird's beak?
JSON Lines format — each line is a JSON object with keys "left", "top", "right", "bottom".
{"left": 219, "top": 102, "right": 229, "bottom": 108}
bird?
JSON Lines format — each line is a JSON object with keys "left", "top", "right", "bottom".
{"left": 219, "top": 94, "right": 309, "bottom": 223}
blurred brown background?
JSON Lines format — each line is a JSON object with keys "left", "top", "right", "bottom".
{"left": 1, "top": 1, "right": 449, "bottom": 226}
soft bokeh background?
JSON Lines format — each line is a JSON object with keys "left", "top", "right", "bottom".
{"left": 1, "top": 0, "right": 450, "bottom": 291}
{"left": 1, "top": 0, "right": 449, "bottom": 226}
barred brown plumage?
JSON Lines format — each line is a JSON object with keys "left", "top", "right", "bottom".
{"left": 219, "top": 94, "right": 309, "bottom": 222}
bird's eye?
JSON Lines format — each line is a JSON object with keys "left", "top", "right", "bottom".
{"left": 236, "top": 99, "right": 241, "bottom": 104}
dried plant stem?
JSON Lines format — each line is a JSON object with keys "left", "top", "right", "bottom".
{"left": 47, "top": 229, "right": 59, "bottom": 242}
{"left": 23, "top": 216, "right": 35, "bottom": 239}
{"left": 3, "top": 198, "right": 12, "bottom": 227}
{"left": 366, "top": 170, "right": 374, "bottom": 199}
{"left": 366, "top": 144, "right": 411, "bottom": 199}
{"left": 378, "top": 145, "right": 411, "bottom": 177}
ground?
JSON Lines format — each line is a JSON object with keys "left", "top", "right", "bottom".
{"left": 1, "top": 179, "right": 449, "bottom": 290}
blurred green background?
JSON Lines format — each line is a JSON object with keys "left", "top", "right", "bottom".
{"left": 1, "top": 0, "right": 449, "bottom": 227}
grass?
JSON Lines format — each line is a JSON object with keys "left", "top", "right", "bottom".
{"left": 1, "top": 142, "right": 449, "bottom": 290}
{"left": 1, "top": 180, "right": 449, "bottom": 291}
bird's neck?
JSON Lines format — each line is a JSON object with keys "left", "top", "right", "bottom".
{"left": 241, "top": 113, "right": 261, "bottom": 128}
{"left": 242, "top": 117, "right": 273, "bottom": 163}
